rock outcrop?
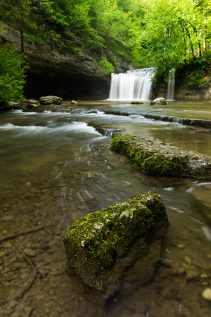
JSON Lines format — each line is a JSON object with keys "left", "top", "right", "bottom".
{"left": 111, "top": 133, "right": 211, "bottom": 180}
{"left": 0, "top": 24, "right": 125, "bottom": 99}
{"left": 64, "top": 192, "right": 168, "bottom": 298}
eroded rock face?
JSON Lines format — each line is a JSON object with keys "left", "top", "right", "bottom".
{"left": 111, "top": 133, "right": 211, "bottom": 180}
{"left": 64, "top": 192, "right": 168, "bottom": 298}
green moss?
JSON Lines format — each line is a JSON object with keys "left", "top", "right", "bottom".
{"left": 111, "top": 133, "right": 194, "bottom": 178}
{"left": 64, "top": 192, "right": 168, "bottom": 291}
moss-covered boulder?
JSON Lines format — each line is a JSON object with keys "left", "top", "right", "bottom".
{"left": 111, "top": 133, "right": 211, "bottom": 180}
{"left": 64, "top": 192, "right": 168, "bottom": 297}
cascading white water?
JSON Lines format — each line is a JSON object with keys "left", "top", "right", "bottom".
{"left": 109, "top": 68, "right": 154, "bottom": 101}
{"left": 167, "top": 68, "right": 175, "bottom": 101}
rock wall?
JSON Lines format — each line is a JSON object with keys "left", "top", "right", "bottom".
{"left": 175, "top": 86, "right": 211, "bottom": 100}
{"left": 154, "top": 83, "right": 211, "bottom": 101}
{"left": 0, "top": 25, "right": 130, "bottom": 99}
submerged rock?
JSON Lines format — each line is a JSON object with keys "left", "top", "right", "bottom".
{"left": 151, "top": 97, "right": 167, "bottom": 105}
{"left": 202, "top": 288, "right": 211, "bottom": 301}
{"left": 130, "top": 101, "right": 144, "bottom": 105}
{"left": 111, "top": 133, "right": 211, "bottom": 180}
{"left": 39, "top": 95, "right": 62, "bottom": 105}
{"left": 64, "top": 192, "right": 168, "bottom": 297}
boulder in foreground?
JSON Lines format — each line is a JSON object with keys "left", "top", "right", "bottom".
{"left": 111, "top": 133, "right": 211, "bottom": 180}
{"left": 64, "top": 192, "right": 168, "bottom": 297}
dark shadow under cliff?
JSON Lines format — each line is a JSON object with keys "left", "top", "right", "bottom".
{"left": 25, "top": 70, "right": 110, "bottom": 100}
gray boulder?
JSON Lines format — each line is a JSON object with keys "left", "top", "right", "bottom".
{"left": 21, "top": 99, "right": 41, "bottom": 111}
{"left": 152, "top": 97, "right": 167, "bottom": 105}
{"left": 39, "top": 95, "right": 62, "bottom": 105}
{"left": 64, "top": 192, "right": 168, "bottom": 298}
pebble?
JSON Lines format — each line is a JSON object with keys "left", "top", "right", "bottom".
{"left": 201, "top": 273, "right": 209, "bottom": 279}
{"left": 202, "top": 288, "right": 211, "bottom": 301}
{"left": 177, "top": 243, "right": 185, "bottom": 249}
{"left": 184, "top": 256, "right": 192, "bottom": 265}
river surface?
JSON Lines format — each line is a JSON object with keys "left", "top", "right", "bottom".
{"left": 0, "top": 101, "right": 211, "bottom": 317}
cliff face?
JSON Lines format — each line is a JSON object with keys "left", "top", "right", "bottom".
{"left": 0, "top": 25, "right": 130, "bottom": 99}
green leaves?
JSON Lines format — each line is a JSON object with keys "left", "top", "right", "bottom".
{"left": 99, "top": 58, "right": 115, "bottom": 75}
{"left": 0, "top": 45, "right": 27, "bottom": 104}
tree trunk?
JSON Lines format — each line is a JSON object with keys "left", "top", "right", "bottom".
{"left": 20, "top": 29, "right": 24, "bottom": 54}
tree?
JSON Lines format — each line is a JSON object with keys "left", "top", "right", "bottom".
{"left": 127, "top": 0, "right": 210, "bottom": 75}
{"left": 0, "top": 44, "right": 27, "bottom": 104}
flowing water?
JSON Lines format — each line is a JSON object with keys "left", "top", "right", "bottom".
{"left": 109, "top": 69, "right": 154, "bottom": 101}
{"left": 167, "top": 69, "right": 176, "bottom": 101}
{"left": 0, "top": 101, "right": 211, "bottom": 317}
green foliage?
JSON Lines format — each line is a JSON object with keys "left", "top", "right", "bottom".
{"left": 185, "top": 69, "right": 207, "bottom": 87}
{"left": 0, "top": 44, "right": 27, "bottom": 104}
{"left": 0, "top": 0, "right": 210, "bottom": 79}
{"left": 99, "top": 58, "right": 115, "bottom": 75}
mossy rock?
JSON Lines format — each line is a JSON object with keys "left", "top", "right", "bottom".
{"left": 64, "top": 192, "right": 168, "bottom": 297}
{"left": 111, "top": 133, "right": 211, "bottom": 180}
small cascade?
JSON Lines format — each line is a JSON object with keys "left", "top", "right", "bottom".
{"left": 109, "top": 68, "right": 154, "bottom": 101}
{"left": 167, "top": 68, "right": 175, "bottom": 101}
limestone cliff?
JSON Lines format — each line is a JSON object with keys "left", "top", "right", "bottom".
{"left": 0, "top": 24, "right": 130, "bottom": 99}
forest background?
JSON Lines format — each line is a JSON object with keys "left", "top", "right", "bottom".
{"left": 0, "top": 0, "right": 210, "bottom": 103}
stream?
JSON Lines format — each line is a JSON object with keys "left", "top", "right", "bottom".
{"left": 0, "top": 101, "right": 211, "bottom": 317}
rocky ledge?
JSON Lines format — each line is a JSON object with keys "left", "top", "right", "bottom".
{"left": 64, "top": 192, "right": 168, "bottom": 298}
{"left": 111, "top": 133, "right": 211, "bottom": 180}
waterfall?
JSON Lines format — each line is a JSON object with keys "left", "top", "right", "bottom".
{"left": 109, "top": 68, "right": 154, "bottom": 101}
{"left": 167, "top": 68, "right": 175, "bottom": 101}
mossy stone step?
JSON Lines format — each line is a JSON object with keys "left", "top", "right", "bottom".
{"left": 111, "top": 133, "right": 211, "bottom": 180}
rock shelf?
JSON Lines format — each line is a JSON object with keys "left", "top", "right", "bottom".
{"left": 111, "top": 133, "right": 211, "bottom": 180}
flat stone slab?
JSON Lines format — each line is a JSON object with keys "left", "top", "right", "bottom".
{"left": 111, "top": 133, "right": 211, "bottom": 180}
{"left": 64, "top": 193, "right": 168, "bottom": 297}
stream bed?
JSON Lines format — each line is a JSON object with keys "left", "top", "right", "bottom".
{"left": 0, "top": 101, "right": 211, "bottom": 317}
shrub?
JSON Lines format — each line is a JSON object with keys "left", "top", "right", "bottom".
{"left": 0, "top": 44, "right": 27, "bottom": 105}
{"left": 99, "top": 58, "right": 115, "bottom": 75}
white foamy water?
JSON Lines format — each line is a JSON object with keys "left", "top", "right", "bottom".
{"left": 109, "top": 68, "right": 154, "bottom": 101}
{"left": 0, "top": 122, "right": 100, "bottom": 135}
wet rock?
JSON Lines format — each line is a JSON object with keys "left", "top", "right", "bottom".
{"left": 71, "top": 100, "right": 77, "bottom": 105}
{"left": 39, "top": 96, "right": 62, "bottom": 105}
{"left": 64, "top": 192, "right": 168, "bottom": 298}
{"left": 8, "top": 101, "right": 21, "bottom": 109}
{"left": 130, "top": 101, "right": 144, "bottom": 104}
{"left": 151, "top": 97, "right": 167, "bottom": 105}
{"left": 111, "top": 133, "right": 211, "bottom": 180}
{"left": 189, "top": 183, "right": 211, "bottom": 223}
{"left": 202, "top": 288, "right": 211, "bottom": 301}
{"left": 88, "top": 122, "right": 121, "bottom": 137}
{"left": 21, "top": 99, "right": 42, "bottom": 111}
